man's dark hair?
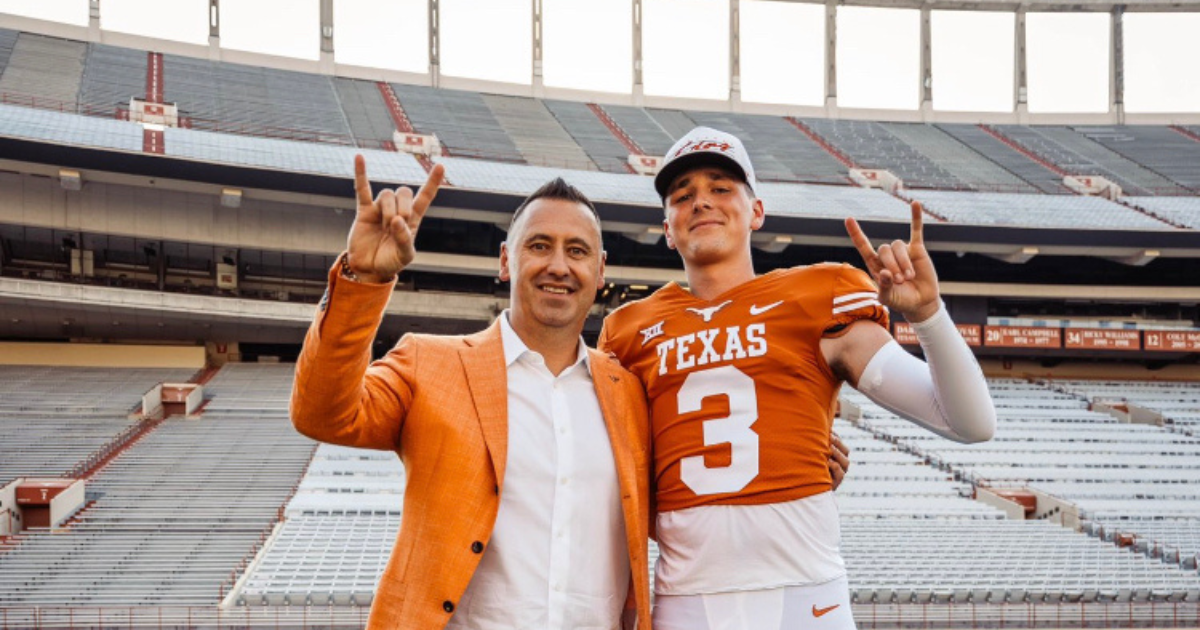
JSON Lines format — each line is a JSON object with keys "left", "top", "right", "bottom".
{"left": 508, "top": 177, "right": 601, "bottom": 235}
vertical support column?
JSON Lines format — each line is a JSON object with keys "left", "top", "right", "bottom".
{"left": 1111, "top": 5, "right": 1125, "bottom": 123}
{"left": 633, "top": 0, "right": 644, "bottom": 104}
{"left": 730, "top": 0, "right": 742, "bottom": 111}
{"left": 319, "top": 0, "right": 335, "bottom": 71}
{"left": 532, "top": 0, "right": 545, "bottom": 97}
{"left": 920, "top": 7, "right": 933, "bottom": 117}
{"left": 88, "top": 0, "right": 100, "bottom": 38}
{"left": 1014, "top": 9, "right": 1028, "bottom": 122}
{"left": 156, "top": 240, "right": 165, "bottom": 291}
{"left": 824, "top": 1, "right": 838, "bottom": 115}
{"left": 208, "top": 0, "right": 221, "bottom": 59}
{"left": 429, "top": 0, "right": 441, "bottom": 88}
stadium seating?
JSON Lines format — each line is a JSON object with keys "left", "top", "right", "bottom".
{"left": 392, "top": 83, "right": 525, "bottom": 163}
{"left": 1050, "top": 377, "right": 1200, "bottom": 440}
{"left": 77, "top": 44, "right": 145, "bottom": 118}
{"left": 1075, "top": 126, "right": 1200, "bottom": 192}
{"left": 756, "top": 181, "right": 912, "bottom": 222}
{"left": 543, "top": 99, "right": 637, "bottom": 174}
{"left": 480, "top": 93, "right": 597, "bottom": 170}
{"left": 1124, "top": 196, "right": 1200, "bottom": 229}
{"left": 542, "top": 99, "right": 636, "bottom": 174}
{"left": 0, "top": 101, "right": 144, "bottom": 152}
{"left": 682, "top": 112, "right": 852, "bottom": 184}
{"left": 903, "top": 189, "right": 1172, "bottom": 230}
{"left": 436, "top": 155, "right": 913, "bottom": 222}
{"left": 164, "top": 55, "right": 354, "bottom": 144}
{"left": 0, "top": 366, "right": 195, "bottom": 483}
{"left": 879, "top": 123, "right": 1036, "bottom": 193}
{"left": 601, "top": 104, "right": 677, "bottom": 157}
{"left": 0, "top": 26, "right": 1197, "bottom": 241}
{"left": 332, "top": 77, "right": 400, "bottom": 148}
{"left": 163, "top": 125, "right": 427, "bottom": 183}
{"left": 0, "top": 28, "right": 17, "bottom": 72}
{"left": 802, "top": 118, "right": 965, "bottom": 189}
{"left": 237, "top": 443, "right": 402, "bottom": 607}
{"left": 435, "top": 155, "right": 657, "bottom": 205}
{"left": 844, "top": 519, "right": 1200, "bottom": 604}
{"left": 0, "top": 363, "right": 315, "bottom": 606}
{"left": 996, "top": 126, "right": 1188, "bottom": 196}
{"left": 0, "top": 33, "right": 86, "bottom": 109}
{"left": 936, "top": 124, "right": 1074, "bottom": 194}
{"left": 841, "top": 380, "right": 1200, "bottom": 603}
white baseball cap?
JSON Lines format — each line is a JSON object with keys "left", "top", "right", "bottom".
{"left": 654, "top": 126, "right": 757, "bottom": 201}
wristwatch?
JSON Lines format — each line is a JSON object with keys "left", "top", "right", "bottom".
{"left": 339, "top": 254, "right": 361, "bottom": 282}
{"left": 340, "top": 254, "right": 396, "bottom": 284}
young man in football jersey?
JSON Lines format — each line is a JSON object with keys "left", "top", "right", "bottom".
{"left": 598, "top": 127, "right": 997, "bottom": 630}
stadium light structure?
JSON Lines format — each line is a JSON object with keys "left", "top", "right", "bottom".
{"left": 988, "top": 246, "right": 1040, "bottom": 264}
{"left": 632, "top": 226, "right": 664, "bottom": 245}
{"left": 220, "top": 188, "right": 243, "bottom": 208}
{"left": 755, "top": 234, "right": 794, "bottom": 254}
{"left": 59, "top": 169, "right": 82, "bottom": 191}
{"left": 1108, "top": 249, "right": 1161, "bottom": 267}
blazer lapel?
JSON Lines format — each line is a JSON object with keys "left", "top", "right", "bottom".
{"left": 590, "top": 352, "right": 637, "bottom": 516}
{"left": 460, "top": 321, "right": 509, "bottom": 489}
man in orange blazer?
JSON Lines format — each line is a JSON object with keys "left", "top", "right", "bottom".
{"left": 291, "top": 157, "right": 652, "bottom": 630}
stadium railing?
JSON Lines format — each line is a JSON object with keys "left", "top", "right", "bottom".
{"left": 1, "top": 602, "right": 1198, "bottom": 629}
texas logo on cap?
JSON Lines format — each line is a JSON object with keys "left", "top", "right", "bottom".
{"left": 654, "top": 126, "right": 757, "bottom": 200}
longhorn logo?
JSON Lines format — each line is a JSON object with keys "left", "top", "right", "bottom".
{"left": 685, "top": 300, "right": 733, "bottom": 323}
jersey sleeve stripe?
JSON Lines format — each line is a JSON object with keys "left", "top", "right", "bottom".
{"left": 832, "top": 291, "right": 878, "bottom": 305}
{"left": 831, "top": 298, "right": 883, "bottom": 314}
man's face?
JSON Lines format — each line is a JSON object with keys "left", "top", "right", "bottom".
{"left": 662, "top": 166, "right": 765, "bottom": 266}
{"left": 500, "top": 198, "right": 606, "bottom": 335}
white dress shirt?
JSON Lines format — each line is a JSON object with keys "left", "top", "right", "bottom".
{"left": 446, "top": 312, "right": 630, "bottom": 630}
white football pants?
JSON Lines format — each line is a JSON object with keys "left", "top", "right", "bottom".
{"left": 653, "top": 576, "right": 856, "bottom": 630}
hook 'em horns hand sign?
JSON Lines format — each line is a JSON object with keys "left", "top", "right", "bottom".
{"left": 844, "top": 201, "right": 941, "bottom": 324}
{"left": 346, "top": 155, "right": 446, "bottom": 284}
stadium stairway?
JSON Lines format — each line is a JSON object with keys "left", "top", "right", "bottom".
{"left": 0, "top": 363, "right": 319, "bottom": 607}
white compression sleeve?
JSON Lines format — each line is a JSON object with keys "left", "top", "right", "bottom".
{"left": 855, "top": 305, "right": 996, "bottom": 443}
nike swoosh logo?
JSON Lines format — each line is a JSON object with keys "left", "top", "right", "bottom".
{"left": 813, "top": 604, "right": 840, "bottom": 618}
{"left": 749, "top": 300, "right": 784, "bottom": 316}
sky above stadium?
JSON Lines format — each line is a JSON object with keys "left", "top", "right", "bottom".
{"left": 3, "top": 0, "right": 1198, "bottom": 112}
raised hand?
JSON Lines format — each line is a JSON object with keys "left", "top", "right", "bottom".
{"left": 347, "top": 155, "right": 445, "bottom": 283}
{"left": 845, "top": 201, "right": 940, "bottom": 323}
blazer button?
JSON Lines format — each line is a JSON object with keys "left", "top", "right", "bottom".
{"left": 443, "top": 600, "right": 455, "bottom": 613}
{"left": 471, "top": 541, "right": 484, "bottom": 554}
{"left": 493, "top": 484, "right": 499, "bottom": 494}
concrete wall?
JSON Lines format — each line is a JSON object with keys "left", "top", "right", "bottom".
{"left": 184, "top": 385, "right": 203, "bottom": 415}
{"left": 976, "top": 487, "right": 1028, "bottom": 520}
{"left": 0, "top": 480, "right": 20, "bottom": 535}
{"left": 142, "top": 383, "right": 163, "bottom": 419}
{"left": 47, "top": 479, "right": 86, "bottom": 527}
{"left": 1030, "top": 488, "right": 1082, "bottom": 530}
{"left": 0, "top": 342, "right": 205, "bottom": 368}
{"left": 0, "top": 172, "right": 351, "bottom": 256}
{"left": 981, "top": 358, "right": 1200, "bottom": 382}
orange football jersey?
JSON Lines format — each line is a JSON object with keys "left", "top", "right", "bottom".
{"left": 599, "top": 263, "right": 888, "bottom": 514}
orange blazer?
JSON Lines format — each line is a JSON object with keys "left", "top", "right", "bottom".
{"left": 291, "top": 262, "right": 653, "bottom": 630}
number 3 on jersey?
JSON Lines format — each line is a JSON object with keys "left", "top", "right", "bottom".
{"left": 678, "top": 366, "right": 760, "bottom": 495}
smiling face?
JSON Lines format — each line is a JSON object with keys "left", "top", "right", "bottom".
{"left": 500, "top": 198, "right": 606, "bottom": 338}
{"left": 662, "top": 166, "right": 765, "bottom": 267}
